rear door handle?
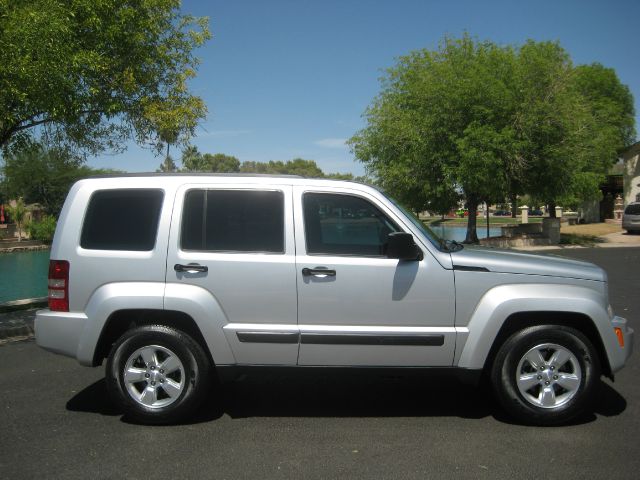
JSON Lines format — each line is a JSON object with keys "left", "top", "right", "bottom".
{"left": 302, "top": 267, "right": 336, "bottom": 278}
{"left": 174, "top": 263, "right": 208, "bottom": 273}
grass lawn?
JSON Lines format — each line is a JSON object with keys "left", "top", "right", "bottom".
{"left": 560, "top": 223, "right": 622, "bottom": 236}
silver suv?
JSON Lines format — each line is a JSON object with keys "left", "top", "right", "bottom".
{"left": 36, "top": 174, "right": 634, "bottom": 425}
{"left": 622, "top": 202, "right": 640, "bottom": 233}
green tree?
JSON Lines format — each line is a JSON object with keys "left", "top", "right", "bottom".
{"left": 239, "top": 158, "right": 325, "bottom": 177}
{"left": 180, "top": 145, "right": 203, "bottom": 171}
{"left": 182, "top": 151, "right": 240, "bottom": 172}
{"left": 351, "top": 35, "right": 521, "bottom": 242}
{"left": 157, "top": 155, "right": 178, "bottom": 173}
{"left": 351, "top": 36, "right": 636, "bottom": 242}
{"left": 2, "top": 142, "right": 121, "bottom": 216}
{"left": 180, "top": 150, "right": 356, "bottom": 179}
{"left": 0, "top": 0, "right": 210, "bottom": 155}
{"left": 508, "top": 44, "right": 634, "bottom": 217}
{"left": 27, "top": 214, "right": 57, "bottom": 244}
{"left": 202, "top": 153, "right": 241, "bottom": 173}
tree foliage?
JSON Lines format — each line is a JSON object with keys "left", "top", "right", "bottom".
{"left": 27, "top": 214, "right": 57, "bottom": 244}
{"left": 351, "top": 35, "right": 521, "bottom": 242}
{"left": 351, "top": 35, "right": 635, "bottom": 242}
{"left": 1, "top": 142, "right": 121, "bottom": 216}
{"left": 157, "top": 155, "right": 178, "bottom": 173}
{"left": 0, "top": 0, "right": 210, "bottom": 156}
{"left": 182, "top": 148, "right": 241, "bottom": 173}
{"left": 179, "top": 147, "right": 353, "bottom": 178}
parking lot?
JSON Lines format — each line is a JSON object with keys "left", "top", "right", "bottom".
{"left": 1, "top": 247, "right": 638, "bottom": 479}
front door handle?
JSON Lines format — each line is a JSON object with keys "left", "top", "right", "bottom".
{"left": 174, "top": 263, "right": 208, "bottom": 273}
{"left": 302, "top": 267, "right": 336, "bottom": 278}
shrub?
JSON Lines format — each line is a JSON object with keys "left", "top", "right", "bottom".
{"left": 27, "top": 215, "right": 57, "bottom": 244}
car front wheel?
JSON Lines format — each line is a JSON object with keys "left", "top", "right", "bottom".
{"left": 106, "top": 325, "right": 210, "bottom": 424}
{"left": 491, "top": 325, "right": 600, "bottom": 425}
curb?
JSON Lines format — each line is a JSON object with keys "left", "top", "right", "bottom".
{"left": 0, "top": 301, "right": 42, "bottom": 344}
{"left": 0, "top": 324, "right": 34, "bottom": 343}
{"left": 0, "top": 297, "right": 47, "bottom": 313}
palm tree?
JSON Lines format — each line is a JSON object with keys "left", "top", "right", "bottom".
{"left": 6, "top": 198, "right": 28, "bottom": 242}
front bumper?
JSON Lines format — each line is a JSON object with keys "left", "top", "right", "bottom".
{"left": 610, "top": 315, "right": 634, "bottom": 373}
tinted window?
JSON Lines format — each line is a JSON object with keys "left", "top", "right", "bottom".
{"left": 624, "top": 204, "right": 640, "bottom": 215}
{"left": 303, "top": 193, "right": 399, "bottom": 256}
{"left": 81, "top": 189, "right": 164, "bottom": 251}
{"left": 181, "top": 190, "right": 284, "bottom": 253}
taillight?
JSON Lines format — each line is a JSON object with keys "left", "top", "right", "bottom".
{"left": 48, "top": 260, "right": 69, "bottom": 312}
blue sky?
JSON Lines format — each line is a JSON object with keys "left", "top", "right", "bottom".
{"left": 90, "top": 0, "right": 640, "bottom": 176}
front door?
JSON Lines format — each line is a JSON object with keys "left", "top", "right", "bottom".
{"left": 294, "top": 186, "right": 456, "bottom": 366}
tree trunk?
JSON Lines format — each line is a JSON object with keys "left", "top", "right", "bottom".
{"left": 464, "top": 196, "right": 479, "bottom": 244}
{"left": 485, "top": 201, "right": 490, "bottom": 239}
{"left": 510, "top": 193, "right": 517, "bottom": 218}
{"left": 548, "top": 201, "right": 556, "bottom": 218}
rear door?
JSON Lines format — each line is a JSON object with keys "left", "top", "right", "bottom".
{"left": 166, "top": 183, "right": 298, "bottom": 365}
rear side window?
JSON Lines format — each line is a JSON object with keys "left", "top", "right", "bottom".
{"left": 181, "top": 189, "right": 284, "bottom": 253}
{"left": 624, "top": 204, "right": 640, "bottom": 215}
{"left": 81, "top": 189, "right": 164, "bottom": 251}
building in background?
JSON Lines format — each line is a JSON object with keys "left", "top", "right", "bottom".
{"left": 623, "top": 141, "right": 640, "bottom": 206}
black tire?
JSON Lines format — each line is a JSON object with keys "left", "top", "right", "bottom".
{"left": 490, "top": 325, "right": 600, "bottom": 426}
{"left": 106, "top": 325, "right": 211, "bottom": 425}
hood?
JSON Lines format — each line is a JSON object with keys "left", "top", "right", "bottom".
{"left": 450, "top": 246, "right": 606, "bottom": 282}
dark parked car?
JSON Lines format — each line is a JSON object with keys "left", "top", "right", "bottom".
{"left": 493, "top": 210, "right": 511, "bottom": 216}
{"left": 530, "top": 209, "right": 544, "bottom": 216}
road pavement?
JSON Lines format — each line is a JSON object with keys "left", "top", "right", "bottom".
{"left": 0, "top": 248, "right": 638, "bottom": 479}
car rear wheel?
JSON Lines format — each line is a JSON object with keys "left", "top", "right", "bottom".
{"left": 491, "top": 325, "right": 600, "bottom": 425}
{"left": 106, "top": 325, "right": 210, "bottom": 424}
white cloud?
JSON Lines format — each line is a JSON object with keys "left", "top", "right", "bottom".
{"left": 314, "top": 138, "right": 348, "bottom": 149}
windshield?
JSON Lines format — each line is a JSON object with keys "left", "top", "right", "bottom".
{"left": 381, "top": 192, "right": 458, "bottom": 252}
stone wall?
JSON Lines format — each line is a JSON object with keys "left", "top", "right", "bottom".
{"left": 624, "top": 144, "right": 640, "bottom": 206}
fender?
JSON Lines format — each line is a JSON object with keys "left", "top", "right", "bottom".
{"left": 77, "top": 282, "right": 164, "bottom": 365}
{"left": 76, "top": 282, "right": 235, "bottom": 366}
{"left": 455, "top": 283, "right": 622, "bottom": 371}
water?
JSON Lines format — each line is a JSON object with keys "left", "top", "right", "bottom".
{"left": 430, "top": 224, "right": 502, "bottom": 243}
{"left": 0, "top": 250, "right": 50, "bottom": 303}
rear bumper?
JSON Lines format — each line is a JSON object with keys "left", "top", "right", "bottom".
{"left": 35, "top": 310, "right": 88, "bottom": 363}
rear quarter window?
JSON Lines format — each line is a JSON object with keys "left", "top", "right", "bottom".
{"left": 80, "top": 189, "right": 164, "bottom": 251}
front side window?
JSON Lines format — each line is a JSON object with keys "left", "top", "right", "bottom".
{"left": 303, "top": 192, "right": 400, "bottom": 256}
{"left": 81, "top": 189, "right": 164, "bottom": 251}
{"left": 181, "top": 189, "right": 284, "bottom": 253}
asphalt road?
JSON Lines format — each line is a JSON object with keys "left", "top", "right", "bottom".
{"left": 1, "top": 248, "right": 639, "bottom": 479}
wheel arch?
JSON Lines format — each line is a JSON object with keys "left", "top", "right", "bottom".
{"left": 455, "top": 284, "right": 615, "bottom": 379}
{"left": 482, "top": 311, "right": 612, "bottom": 379}
{"left": 93, "top": 309, "right": 215, "bottom": 368}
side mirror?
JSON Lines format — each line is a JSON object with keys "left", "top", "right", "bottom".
{"left": 386, "top": 232, "right": 423, "bottom": 261}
